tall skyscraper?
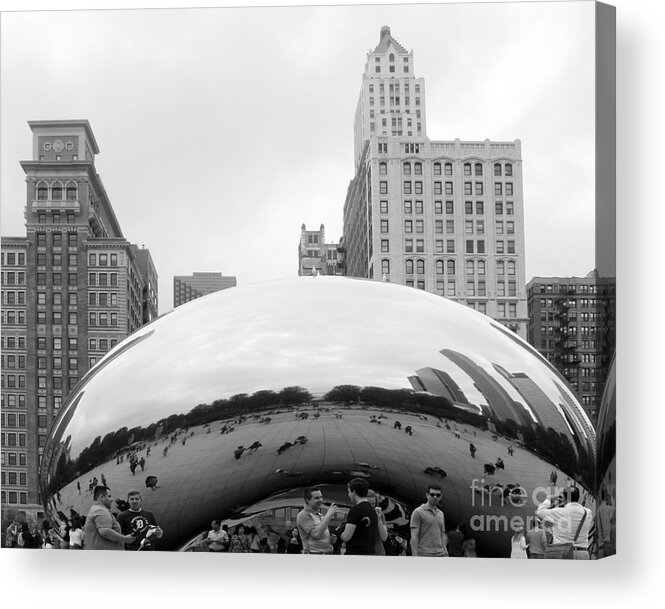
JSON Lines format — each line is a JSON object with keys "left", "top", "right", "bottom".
{"left": 526, "top": 271, "right": 616, "bottom": 421}
{"left": 173, "top": 272, "right": 236, "bottom": 308}
{"left": 343, "top": 27, "right": 527, "bottom": 337}
{"left": 0, "top": 120, "right": 157, "bottom": 518}
{"left": 297, "top": 224, "right": 341, "bottom": 276}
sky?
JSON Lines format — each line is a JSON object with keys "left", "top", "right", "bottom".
{"left": 0, "top": 1, "right": 596, "bottom": 312}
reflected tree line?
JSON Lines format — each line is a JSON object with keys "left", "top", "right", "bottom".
{"left": 46, "top": 384, "right": 594, "bottom": 496}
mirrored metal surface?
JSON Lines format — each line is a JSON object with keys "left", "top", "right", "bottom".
{"left": 595, "top": 356, "right": 615, "bottom": 557}
{"left": 41, "top": 277, "right": 595, "bottom": 556}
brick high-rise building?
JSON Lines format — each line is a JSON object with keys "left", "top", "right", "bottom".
{"left": 343, "top": 27, "right": 527, "bottom": 337}
{"left": 526, "top": 270, "right": 616, "bottom": 420}
{"left": 0, "top": 120, "right": 157, "bottom": 518}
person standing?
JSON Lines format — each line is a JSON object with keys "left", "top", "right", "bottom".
{"left": 69, "top": 517, "right": 84, "bottom": 549}
{"left": 510, "top": 524, "right": 528, "bottom": 558}
{"left": 117, "top": 490, "right": 163, "bottom": 551}
{"left": 5, "top": 519, "right": 20, "bottom": 548}
{"left": 83, "top": 485, "right": 135, "bottom": 551}
{"left": 205, "top": 519, "right": 229, "bottom": 552}
{"left": 446, "top": 523, "right": 464, "bottom": 557}
{"left": 340, "top": 478, "right": 378, "bottom": 555}
{"left": 409, "top": 485, "right": 449, "bottom": 557}
{"left": 526, "top": 519, "right": 548, "bottom": 559}
{"left": 536, "top": 486, "right": 592, "bottom": 560}
{"left": 286, "top": 527, "right": 303, "bottom": 554}
{"left": 296, "top": 487, "right": 339, "bottom": 555}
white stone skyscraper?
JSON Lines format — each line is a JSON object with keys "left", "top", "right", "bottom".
{"left": 343, "top": 27, "right": 528, "bottom": 337}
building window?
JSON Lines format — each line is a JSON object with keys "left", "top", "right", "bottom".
{"left": 380, "top": 200, "right": 388, "bottom": 213}
{"left": 464, "top": 163, "right": 471, "bottom": 176}
{"left": 404, "top": 220, "right": 413, "bottom": 233}
{"left": 416, "top": 259, "right": 425, "bottom": 274}
{"left": 494, "top": 163, "right": 502, "bottom": 177}
{"left": 498, "top": 281, "right": 506, "bottom": 297}
{"left": 477, "top": 240, "right": 485, "bottom": 254}
{"left": 404, "top": 200, "right": 412, "bottom": 214}
{"left": 403, "top": 181, "right": 412, "bottom": 195}
{"left": 465, "top": 201, "right": 473, "bottom": 215}
{"left": 506, "top": 183, "right": 514, "bottom": 196}
{"left": 436, "top": 259, "right": 444, "bottom": 275}
{"left": 497, "top": 260, "right": 505, "bottom": 275}
{"left": 474, "top": 163, "right": 483, "bottom": 176}
{"left": 435, "top": 240, "right": 444, "bottom": 253}
{"left": 466, "top": 260, "right": 475, "bottom": 275}
{"left": 434, "top": 181, "right": 442, "bottom": 195}
{"left": 467, "top": 281, "right": 475, "bottom": 296}
{"left": 505, "top": 163, "right": 513, "bottom": 176}
{"left": 415, "top": 239, "right": 424, "bottom": 253}
{"left": 507, "top": 240, "right": 515, "bottom": 254}
{"left": 478, "top": 260, "right": 486, "bottom": 275}
{"left": 414, "top": 181, "right": 423, "bottom": 195}
{"left": 405, "top": 239, "right": 413, "bottom": 253}
{"left": 464, "top": 183, "right": 472, "bottom": 196}
{"left": 445, "top": 201, "right": 454, "bottom": 214}
{"left": 507, "top": 221, "right": 515, "bottom": 235}
{"left": 508, "top": 260, "right": 516, "bottom": 275}
{"left": 466, "top": 240, "right": 474, "bottom": 254}
{"left": 465, "top": 220, "right": 473, "bottom": 234}
{"left": 380, "top": 181, "right": 388, "bottom": 194}
{"left": 435, "top": 220, "right": 444, "bottom": 234}
{"left": 495, "top": 183, "right": 503, "bottom": 196}
{"left": 475, "top": 182, "right": 483, "bottom": 196}
{"left": 445, "top": 182, "right": 453, "bottom": 195}
{"left": 415, "top": 219, "right": 424, "bottom": 233}
{"left": 447, "top": 260, "right": 456, "bottom": 275}
{"left": 446, "top": 240, "right": 455, "bottom": 254}
{"left": 444, "top": 163, "right": 453, "bottom": 176}
{"left": 497, "top": 241, "right": 505, "bottom": 254}
{"left": 381, "top": 239, "right": 389, "bottom": 253}
{"left": 381, "top": 259, "right": 390, "bottom": 275}
{"left": 447, "top": 281, "right": 456, "bottom": 296}
{"left": 433, "top": 162, "right": 441, "bottom": 176}
{"left": 434, "top": 201, "right": 443, "bottom": 214}
{"left": 405, "top": 259, "right": 414, "bottom": 275}
{"left": 379, "top": 162, "right": 387, "bottom": 175}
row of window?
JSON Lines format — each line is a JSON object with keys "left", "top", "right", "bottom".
{"left": 36, "top": 252, "right": 78, "bottom": 267}
{"left": 1, "top": 452, "right": 28, "bottom": 466}
{"left": 385, "top": 161, "right": 514, "bottom": 177}
{"left": 37, "top": 212, "right": 77, "bottom": 224}
{"left": 38, "top": 377, "right": 78, "bottom": 392}
{"left": 1, "top": 394, "right": 26, "bottom": 408}
{"left": 36, "top": 232, "right": 78, "bottom": 248}
{"left": 89, "top": 311, "right": 119, "bottom": 327}
{"left": 1, "top": 252, "right": 26, "bottom": 266}
{"left": 1, "top": 432, "right": 27, "bottom": 447}
{"left": 1, "top": 271, "right": 26, "bottom": 285}
{"left": 1, "top": 472, "right": 28, "bottom": 486}
{"left": 1, "top": 491, "right": 28, "bottom": 505}
{"left": 36, "top": 291, "right": 77, "bottom": 306}
{"left": 369, "top": 79, "right": 419, "bottom": 91}
{"left": 88, "top": 272, "right": 119, "bottom": 287}
{"left": 37, "top": 336, "right": 78, "bottom": 351}
{"left": 2, "top": 291, "right": 26, "bottom": 305}
{"left": 89, "top": 338, "right": 118, "bottom": 352}
{"left": 37, "top": 356, "right": 78, "bottom": 371}
{"left": 36, "top": 272, "right": 79, "bottom": 287}
{"left": 379, "top": 200, "right": 515, "bottom": 216}
{"left": 89, "top": 292, "right": 119, "bottom": 307}
{"left": 539, "top": 326, "right": 602, "bottom": 337}
{"left": 1, "top": 355, "right": 26, "bottom": 369}
{"left": 35, "top": 182, "right": 78, "bottom": 201}
{"left": 1, "top": 413, "right": 27, "bottom": 427}
{"left": 537, "top": 298, "right": 606, "bottom": 308}
{"left": 37, "top": 311, "right": 78, "bottom": 325}
{"left": 533, "top": 283, "right": 613, "bottom": 295}
{"left": 2, "top": 311, "right": 26, "bottom": 325}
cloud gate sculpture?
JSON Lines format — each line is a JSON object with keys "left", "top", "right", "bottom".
{"left": 41, "top": 277, "right": 596, "bottom": 556}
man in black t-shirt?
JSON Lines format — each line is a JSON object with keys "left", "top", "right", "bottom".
{"left": 340, "top": 477, "right": 378, "bottom": 555}
{"left": 117, "top": 490, "right": 163, "bottom": 551}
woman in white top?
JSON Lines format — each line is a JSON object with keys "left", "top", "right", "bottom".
{"left": 69, "top": 517, "right": 84, "bottom": 549}
{"left": 510, "top": 524, "right": 528, "bottom": 558}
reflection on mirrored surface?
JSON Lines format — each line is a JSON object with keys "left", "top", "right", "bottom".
{"left": 41, "top": 277, "right": 596, "bottom": 556}
{"left": 594, "top": 356, "right": 616, "bottom": 558}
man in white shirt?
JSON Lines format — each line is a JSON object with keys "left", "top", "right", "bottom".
{"left": 536, "top": 486, "right": 592, "bottom": 560}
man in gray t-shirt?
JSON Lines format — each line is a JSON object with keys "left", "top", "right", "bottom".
{"left": 410, "top": 485, "right": 448, "bottom": 557}
{"left": 296, "top": 487, "right": 339, "bottom": 554}
{"left": 84, "top": 485, "right": 135, "bottom": 551}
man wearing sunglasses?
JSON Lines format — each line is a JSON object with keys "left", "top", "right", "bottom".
{"left": 409, "top": 485, "right": 449, "bottom": 557}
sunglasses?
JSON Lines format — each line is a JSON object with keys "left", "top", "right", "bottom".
{"left": 429, "top": 493, "right": 442, "bottom": 497}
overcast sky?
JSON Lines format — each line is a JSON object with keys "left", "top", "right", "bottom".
{"left": 0, "top": 1, "right": 596, "bottom": 312}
